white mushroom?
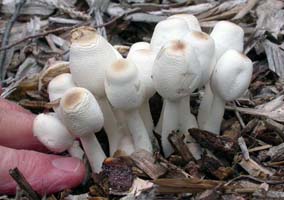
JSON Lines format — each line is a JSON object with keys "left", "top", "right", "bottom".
{"left": 152, "top": 40, "right": 202, "bottom": 157}
{"left": 202, "top": 50, "right": 253, "bottom": 134}
{"left": 60, "top": 87, "right": 105, "bottom": 173}
{"left": 210, "top": 21, "right": 244, "bottom": 60}
{"left": 153, "top": 15, "right": 202, "bottom": 135}
{"left": 198, "top": 21, "right": 244, "bottom": 131}
{"left": 183, "top": 31, "right": 215, "bottom": 88}
{"left": 128, "top": 42, "right": 151, "bottom": 57}
{"left": 48, "top": 73, "right": 76, "bottom": 118}
{"left": 33, "top": 113, "right": 74, "bottom": 154}
{"left": 150, "top": 18, "right": 190, "bottom": 53}
{"left": 69, "top": 27, "right": 124, "bottom": 156}
{"left": 167, "top": 14, "right": 201, "bottom": 32}
{"left": 127, "top": 43, "right": 157, "bottom": 145}
{"left": 105, "top": 59, "right": 153, "bottom": 153}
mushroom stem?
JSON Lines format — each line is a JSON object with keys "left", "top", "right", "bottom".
{"left": 68, "top": 140, "right": 84, "bottom": 160}
{"left": 154, "top": 100, "right": 165, "bottom": 135}
{"left": 198, "top": 84, "right": 214, "bottom": 130}
{"left": 126, "top": 109, "right": 153, "bottom": 153}
{"left": 162, "top": 99, "right": 179, "bottom": 157}
{"left": 201, "top": 93, "right": 225, "bottom": 134}
{"left": 80, "top": 133, "right": 106, "bottom": 173}
{"left": 139, "top": 100, "right": 154, "bottom": 136}
{"left": 178, "top": 96, "right": 198, "bottom": 134}
{"left": 97, "top": 98, "right": 124, "bottom": 156}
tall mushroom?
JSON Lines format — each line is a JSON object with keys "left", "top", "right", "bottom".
{"left": 105, "top": 59, "right": 153, "bottom": 153}
{"left": 198, "top": 21, "right": 244, "bottom": 131}
{"left": 152, "top": 40, "right": 202, "bottom": 157}
{"left": 69, "top": 26, "right": 124, "bottom": 155}
{"left": 203, "top": 50, "right": 253, "bottom": 134}
{"left": 127, "top": 43, "right": 157, "bottom": 146}
{"left": 154, "top": 15, "right": 202, "bottom": 135}
{"left": 60, "top": 87, "right": 105, "bottom": 173}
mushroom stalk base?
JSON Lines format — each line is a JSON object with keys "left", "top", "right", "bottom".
{"left": 68, "top": 141, "right": 84, "bottom": 160}
{"left": 140, "top": 100, "right": 154, "bottom": 138}
{"left": 178, "top": 96, "right": 198, "bottom": 134}
{"left": 162, "top": 99, "right": 179, "bottom": 157}
{"left": 80, "top": 133, "right": 106, "bottom": 173}
{"left": 154, "top": 100, "right": 164, "bottom": 135}
{"left": 198, "top": 83, "right": 213, "bottom": 129}
{"left": 98, "top": 98, "right": 124, "bottom": 156}
{"left": 126, "top": 109, "right": 153, "bottom": 153}
{"left": 140, "top": 100, "right": 160, "bottom": 150}
{"left": 198, "top": 85, "right": 225, "bottom": 134}
{"left": 178, "top": 96, "right": 202, "bottom": 160}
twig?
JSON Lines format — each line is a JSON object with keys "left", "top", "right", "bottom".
{"left": 233, "top": 0, "right": 258, "bottom": 20}
{"left": 0, "top": 26, "right": 80, "bottom": 52}
{"left": 238, "top": 137, "right": 250, "bottom": 160}
{"left": 233, "top": 101, "right": 246, "bottom": 128}
{"left": 9, "top": 168, "right": 41, "bottom": 200}
{"left": 0, "top": 7, "right": 141, "bottom": 53}
{"left": 0, "top": 0, "right": 27, "bottom": 81}
{"left": 224, "top": 175, "right": 284, "bottom": 187}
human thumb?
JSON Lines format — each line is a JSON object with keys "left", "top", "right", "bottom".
{"left": 0, "top": 146, "right": 86, "bottom": 195}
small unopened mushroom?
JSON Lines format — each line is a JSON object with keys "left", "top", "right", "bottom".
{"left": 198, "top": 21, "right": 244, "bottom": 130}
{"left": 105, "top": 59, "right": 153, "bottom": 153}
{"left": 167, "top": 14, "right": 201, "bottom": 32}
{"left": 128, "top": 42, "right": 151, "bottom": 57}
{"left": 183, "top": 31, "right": 215, "bottom": 88}
{"left": 48, "top": 73, "right": 76, "bottom": 117}
{"left": 69, "top": 26, "right": 124, "bottom": 155}
{"left": 60, "top": 87, "right": 105, "bottom": 173}
{"left": 127, "top": 43, "right": 157, "bottom": 144}
{"left": 152, "top": 40, "right": 202, "bottom": 157}
{"left": 202, "top": 50, "right": 253, "bottom": 134}
{"left": 150, "top": 18, "right": 189, "bottom": 53}
{"left": 210, "top": 21, "right": 244, "bottom": 60}
{"left": 33, "top": 113, "right": 74, "bottom": 153}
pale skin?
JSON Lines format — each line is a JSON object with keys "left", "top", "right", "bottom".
{"left": 0, "top": 98, "right": 85, "bottom": 195}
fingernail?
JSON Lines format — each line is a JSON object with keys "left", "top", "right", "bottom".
{"left": 52, "top": 157, "right": 81, "bottom": 172}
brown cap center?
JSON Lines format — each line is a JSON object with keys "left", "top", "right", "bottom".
{"left": 172, "top": 40, "right": 186, "bottom": 51}
{"left": 71, "top": 26, "right": 97, "bottom": 45}
{"left": 112, "top": 60, "right": 127, "bottom": 72}
{"left": 63, "top": 89, "right": 85, "bottom": 110}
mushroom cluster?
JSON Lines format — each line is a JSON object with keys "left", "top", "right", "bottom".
{"left": 33, "top": 15, "right": 253, "bottom": 173}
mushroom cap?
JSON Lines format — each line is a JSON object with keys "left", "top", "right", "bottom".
{"left": 105, "top": 59, "right": 145, "bottom": 110}
{"left": 150, "top": 18, "right": 190, "bottom": 53}
{"left": 127, "top": 48, "right": 156, "bottom": 99}
{"left": 33, "top": 113, "right": 74, "bottom": 153}
{"left": 168, "top": 14, "right": 201, "bottom": 32}
{"left": 48, "top": 73, "right": 76, "bottom": 101}
{"left": 69, "top": 26, "right": 118, "bottom": 98}
{"left": 128, "top": 42, "right": 151, "bottom": 56}
{"left": 210, "top": 21, "right": 244, "bottom": 60}
{"left": 183, "top": 31, "right": 215, "bottom": 87}
{"left": 152, "top": 40, "right": 202, "bottom": 101}
{"left": 60, "top": 87, "right": 104, "bottom": 137}
{"left": 211, "top": 49, "right": 253, "bottom": 101}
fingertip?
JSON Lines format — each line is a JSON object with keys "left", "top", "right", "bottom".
{"left": 0, "top": 98, "right": 31, "bottom": 114}
{"left": 0, "top": 146, "right": 86, "bottom": 195}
